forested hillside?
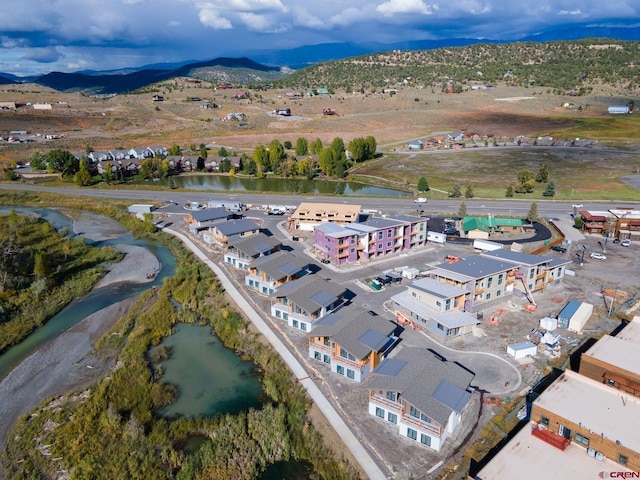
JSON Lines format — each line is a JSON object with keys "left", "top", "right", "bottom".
{"left": 275, "top": 39, "right": 640, "bottom": 94}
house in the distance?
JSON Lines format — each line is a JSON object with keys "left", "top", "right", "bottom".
{"left": 367, "top": 347, "right": 474, "bottom": 451}
{"left": 289, "top": 202, "right": 361, "bottom": 231}
{"left": 309, "top": 307, "right": 402, "bottom": 382}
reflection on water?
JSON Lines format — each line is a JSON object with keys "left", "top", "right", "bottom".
{"left": 156, "top": 323, "right": 263, "bottom": 418}
{"left": 173, "top": 175, "right": 411, "bottom": 197}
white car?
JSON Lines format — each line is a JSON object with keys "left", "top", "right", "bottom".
{"left": 621, "top": 239, "right": 631, "bottom": 247}
{"left": 590, "top": 252, "right": 607, "bottom": 260}
{"left": 414, "top": 197, "right": 427, "bottom": 203}
{"left": 572, "top": 204, "right": 583, "bottom": 209}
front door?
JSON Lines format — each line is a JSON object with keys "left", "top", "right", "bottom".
{"left": 559, "top": 425, "right": 572, "bottom": 439}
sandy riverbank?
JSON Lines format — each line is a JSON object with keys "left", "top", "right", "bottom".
{"left": 0, "top": 212, "right": 162, "bottom": 455}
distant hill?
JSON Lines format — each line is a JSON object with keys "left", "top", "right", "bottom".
{"left": 275, "top": 39, "right": 640, "bottom": 94}
{"left": 12, "top": 57, "right": 285, "bottom": 95}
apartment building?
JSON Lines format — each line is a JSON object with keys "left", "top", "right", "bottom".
{"left": 224, "top": 233, "right": 281, "bottom": 270}
{"left": 245, "top": 251, "right": 309, "bottom": 296}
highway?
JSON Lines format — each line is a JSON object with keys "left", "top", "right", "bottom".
{"left": 1, "top": 183, "right": 635, "bottom": 218}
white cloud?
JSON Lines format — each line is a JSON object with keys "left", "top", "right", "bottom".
{"left": 559, "top": 9, "right": 583, "bottom": 16}
{"left": 376, "top": 0, "right": 435, "bottom": 16}
{"left": 329, "top": 7, "right": 367, "bottom": 27}
{"left": 291, "top": 7, "right": 326, "bottom": 29}
{"left": 199, "top": 8, "right": 233, "bottom": 29}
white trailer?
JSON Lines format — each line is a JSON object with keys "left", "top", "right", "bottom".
{"left": 473, "top": 239, "right": 503, "bottom": 251}
{"left": 568, "top": 302, "right": 593, "bottom": 333}
{"left": 507, "top": 341, "right": 537, "bottom": 360}
{"left": 427, "top": 231, "right": 447, "bottom": 244}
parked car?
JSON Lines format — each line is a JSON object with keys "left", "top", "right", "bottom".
{"left": 590, "top": 252, "right": 607, "bottom": 260}
{"left": 613, "top": 238, "right": 620, "bottom": 244}
{"left": 551, "top": 245, "right": 567, "bottom": 253}
{"left": 621, "top": 239, "right": 631, "bottom": 247}
{"left": 414, "top": 197, "right": 427, "bottom": 203}
{"left": 443, "top": 228, "right": 460, "bottom": 235}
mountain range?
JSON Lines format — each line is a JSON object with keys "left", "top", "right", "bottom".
{"left": 1, "top": 26, "right": 639, "bottom": 95}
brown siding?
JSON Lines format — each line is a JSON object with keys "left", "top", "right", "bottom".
{"left": 580, "top": 354, "right": 640, "bottom": 398}
{"left": 531, "top": 404, "right": 639, "bottom": 471}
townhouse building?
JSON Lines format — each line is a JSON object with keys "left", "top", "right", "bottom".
{"left": 309, "top": 307, "right": 401, "bottom": 382}
{"left": 314, "top": 214, "right": 428, "bottom": 265}
{"left": 245, "top": 252, "right": 309, "bottom": 296}
{"left": 289, "top": 202, "right": 361, "bottom": 232}
{"left": 270, "top": 275, "right": 347, "bottom": 332}
{"left": 368, "top": 347, "right": 474, "bottom": 451}
{"left": 224, "top": 233, "right": 281, "bottom": 270}
{"left": 203, "top": 219, "right": 260, "bottom": 247}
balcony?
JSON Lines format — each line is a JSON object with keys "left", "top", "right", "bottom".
{"left": 337, "top": 250, "right": 350, "bottom": 259}
{"left": 369, "top": 394, "right": 402, "bottom": 413}
{"left": 531, "top": 424, "right": 570, "bottom": 451}
{"left": 401, "top": 414, "right": 443, "bottom": 436}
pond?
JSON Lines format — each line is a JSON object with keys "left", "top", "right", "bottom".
{"left": 172, "top": 174, "right": 412, "bottom": 197}
{"left": 155, "top": 323, "right": 263, "bottom": 418}
{"left": 258, "top": 460, "right": 315, "bottom": 480}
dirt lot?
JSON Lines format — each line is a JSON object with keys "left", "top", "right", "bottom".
{"left": 0, "top": 80, "right": 630, "bottom": 164}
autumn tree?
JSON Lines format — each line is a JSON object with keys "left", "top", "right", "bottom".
{"left": 536, "top": 162, "right": 550, "bottom": 182}
{"left": 527, "top": 202, "right": 539, "bottom": 222}
{"left": 515, "top": 170, "right": 536, "bottom": 193}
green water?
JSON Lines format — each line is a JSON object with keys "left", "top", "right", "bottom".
{"left": 156, "top": 323, "right": 263, "bottom": 418}
{"left": 259, "top": 460, "right": 314, "bottom": 480}
{"left": 173, "top": 174, "right": 412, "bottom": 197}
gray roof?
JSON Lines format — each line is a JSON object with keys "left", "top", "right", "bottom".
{"left": 273, "top": 275, "right": 346, "bottom": 316}
{"left": 191, "top": 207, "right": 228, "bottom": 223}
{"left": 214, "top": 218, "right": 259, "bottom": 236}
{"left": 389, "top": 214, "right": 426, "bottom": 223}
{"left": 391, "top": 291, "right": 479, "bottom": 329}
{"left": 481, "top": 249, "right": 551, "bottom": 266}
{"left": 368, "top": 347, "right": 474, "bottom": 425}
{"left": 411, "top": 277, "right": 467, "bottom": 299}
{"left": 250, "top": 251, "right": 308, "bottom": 281}
{"left": 312, "top": 307, "right": 398, "bottom": 360}
{"left": 437, "top": 255, "right": 513, "bottom": 279}
{"left": 359, "top": 217, "right": 406, "bottom": 229}
{"left": 315, "top": 222, "right": 356, "bottom": 237}
{"left": 227, "top": 233, "right": 281, "bottom": 257}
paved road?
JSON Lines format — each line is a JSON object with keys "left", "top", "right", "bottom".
{"left": 162, "top": 227, "right": 388, "bottom": 480}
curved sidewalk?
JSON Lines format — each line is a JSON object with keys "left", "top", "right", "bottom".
{"left": 163, "top": 227, "right": 387, "bottom": 480}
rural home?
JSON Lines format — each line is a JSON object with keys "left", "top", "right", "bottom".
{"left": 579, "top": 316, "right": 640, "bottom": 397}
{"left": 224, "top": 233, "right": 281, "bottom": 270}
{"left": 289, "top": 202, "right": 361, "bottom": 231}
{"left": 270, "top": 275, "right": 347, "bottom": 332}
{"left": 367, "top": 347, "right": 474, "bottom": 452}
{"left": 577, "top": 210, "right": 614, "bottom": 235}
{"left": 245, "top": 251, "right": 310, "bottom": 296}
{"left": 309, "top": 307, "right": 401, "bottom": 382}
{"left": 203, "top": 219, "right": 259, "bottom": 247}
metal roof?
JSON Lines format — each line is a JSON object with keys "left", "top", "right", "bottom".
{"left": 391, "top": 291, "right": 479, "bottom": 329}
{"left": 214, "top": 218, "right": 259, "bottom": 236}
{"left": 411, "top": 277, "right": 467, "bottom": 299}
{"left": 191, "top": 207, "right": 228, "bottom": 222}
{"left": 481, "top": 249, "right": 551, "bottom": 266}
{"left": 438, "top": 255, "right": 513, "bottom": 279}
{"left": 432, "top": 379, "right": 472, "bottom": 413}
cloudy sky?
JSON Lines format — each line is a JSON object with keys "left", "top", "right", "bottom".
{"left": 1, "top": 0, "right": 639, "bottom": 76}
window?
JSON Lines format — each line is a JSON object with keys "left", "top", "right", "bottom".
{"left": 409, "top": 406, "right": 420, "bottom": 418}
{"left": 575, "top": 433, "right": 589, "bottom": 447}
{"left": 376, "top": 407, "right": 385, "bottom": 418}
{"left": 387, "top": 241, "right": 391, "bottom": 247}
{"left": 388, "top": 412, "right": 398, "bottom": 424}
{"left": 324, "top": 337, "right": 331, "bottom": 346}
{"left": 437, "top": 323, "right": 444, "bottom": 331}
{"left": 487, "top": 277, "right": 493, "bottom": 288}
{"left": 323, "top": 355, "right": 331, "bottom": 364}
{"left": 378, "top": 243, "right": 382, "bottom": 249}
{"left": 497, "top": 290, "right": 502, "bottom": 297}
{"left": 249, "top": 279, "right": 254, "bottom": 287}
{"left": 283, "top": 312, "right": 288, "bottom": 320}
{"left": 347, "top": 369, "right": 355, "bottom": 379}
{"left": 529, "top": 270, "right": 535, "bottom": 279}
{"left": 292, "top": 320, "right": 299, "bottom": 328}
{"left": 300, "top": 322, "right": 307, "bottom": 331}
{"left": 336, "top": 365, "right": 345, "bottom": 375}
{"left": 407, "top": 428, "right": 417, "bottom": 440}
{"left": 420, "top": 434, "right": 431, "bottom": 446}
{"left": 618, "top": 454, "right": 628, "bottom": 466}
{"left": 378, "top": 232, "right": 383, "bottom": 240}
{"left": 486, "top": 293, "right": 491, "bottom": 300}
{"left": 340, "top": 347, "right": 348, "bottom": 358}
{"left": 436, "top": 301, "right": 441, "bottom": 308}
{"left": 445, "top": 299, "right": 451, "bottom": 311}
{"left": 275, "top": 310, "right": 281, "bottom": 318}
{"left": 421, "top": 413, "right": 431, "bottom": 423}
{"left": 607, "top": 379, "right": 616, "bottom": 387}
{"left": 350, "top": 248, "right": 355, "bottom": 253}
{"left": 387, "top": 230, "right": 392, "bottom": 238}
{"left": 498, "top": 274, "right": 503, "bottom": 285}
{"left": 314, "top": 351, "right": 321, "bottom": 360}
{"left": 540, "top": 416, "right": 550, "bottom": 427}
{"left": 386, "top": 391, "right": 397, "bottom": 402}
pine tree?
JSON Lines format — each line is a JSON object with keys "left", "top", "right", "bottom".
{"left": 542, "top": 180, "right": 556, "bottom": 197}
{"left": 527, "top": 202, "right": 539, "bottom": 222}
{"left": 417, "top": 177, "right": 429, "bottom": 192}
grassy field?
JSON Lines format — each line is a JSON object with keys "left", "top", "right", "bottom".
{"left": 350, "top": 147, "right": 640, "bottom": 201}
